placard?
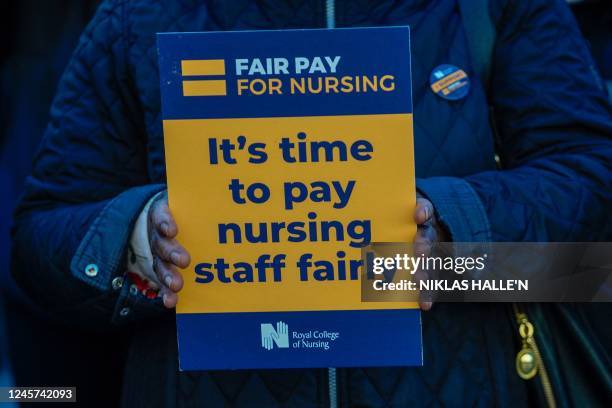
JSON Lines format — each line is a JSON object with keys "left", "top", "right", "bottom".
{"left": 158, "top": 27, "right": 421, "bottom": 370}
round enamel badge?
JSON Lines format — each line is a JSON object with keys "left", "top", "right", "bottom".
{"left": 430, "top": 64, "right": 470, "bottom": 101}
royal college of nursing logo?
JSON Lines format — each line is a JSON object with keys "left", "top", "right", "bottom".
{"left": 261, "top": 321, "right": 290, "bottom": 350}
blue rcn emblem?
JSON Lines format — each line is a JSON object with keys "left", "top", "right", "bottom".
{"left": 430, "top": 64, "right": 470, "bottom": 101}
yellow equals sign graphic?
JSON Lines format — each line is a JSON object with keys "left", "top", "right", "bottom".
{"left": 181, "top": 59, "right": 227, "bottom": 96}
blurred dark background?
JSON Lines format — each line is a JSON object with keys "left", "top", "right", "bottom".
{"left": 0, "top": 2, "right": 126, "bottom": 407}
{"left": 0, "top": 0, "right": 610, "bottom": 407}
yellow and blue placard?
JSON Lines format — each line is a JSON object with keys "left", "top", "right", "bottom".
{"left": 157, "top": 27, "right": 422, "bottom": 370}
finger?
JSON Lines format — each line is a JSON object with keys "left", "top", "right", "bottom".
{"left": 150, "top": 199, "right": 179, "bottom": 238}
{"left": 417, "top": 223, "right": 438, "bottom": 243}
{"left": 153, "top": 257, "right": 184, "bottom": 292}
{"left": 414, "top": 197, "right": 434, "bottom": 225}
{"left": 413, "top": 228, "right": 434, "bottom": 311}
{"left": 414, "top": 227, "right": 435, "bottom": 256}
{"left": 413, "top": 268, "right": 433, "bottom": 311}
{"left": 151, "top": 233, "right": 191, "bottom": 268}
{"left": 161, "top": 288, "right": 178, "bottom": 309}
{"left": 420, "top": 300, "right": 433, "bottom": 311}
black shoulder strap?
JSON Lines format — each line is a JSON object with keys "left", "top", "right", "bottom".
{"left": 458, "top": 0, "right": 496, "bottom": 93}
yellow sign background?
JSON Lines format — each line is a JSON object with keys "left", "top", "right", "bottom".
{"left": 164, "top": 113, "right": 417, "bottom": 313}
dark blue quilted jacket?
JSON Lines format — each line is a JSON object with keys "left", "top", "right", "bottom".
{"left": 11, "top": 0, "right": 612, "bottom": 406}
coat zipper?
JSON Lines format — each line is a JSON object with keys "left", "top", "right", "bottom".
{"left": 512, "top": 304, "right": 557, "bottom": 408}
{"left": 325, "top": 0, "right": 336, "bottom": 29}
{"left": 328, "top": 367, "right": 338, "bottom": 408}
{"left": 324, "top": 1, "right": 338, "bottom": 406}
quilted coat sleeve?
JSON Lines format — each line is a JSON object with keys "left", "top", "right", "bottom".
{"left": 11, "top": 0, "right": 166, "bottom": 328}
{"left": 418, "top": 0, "right": 612, "bottom": 242}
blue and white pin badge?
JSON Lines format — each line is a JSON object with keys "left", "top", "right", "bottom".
{"left": 430, "top": 64, "right": 470, "bottom": 101}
